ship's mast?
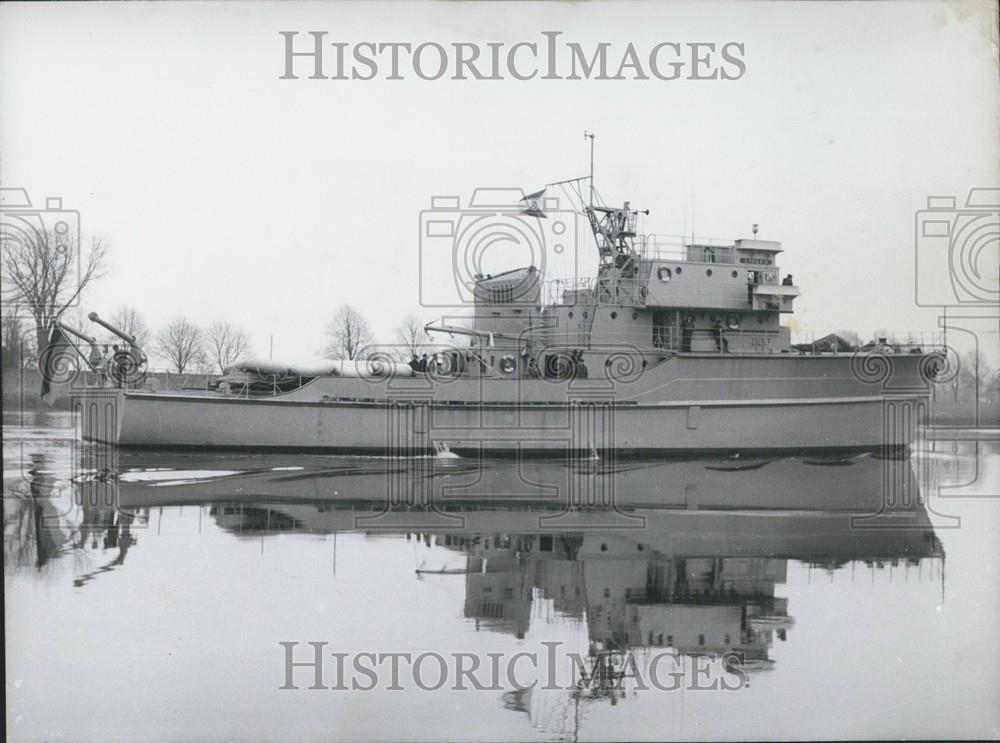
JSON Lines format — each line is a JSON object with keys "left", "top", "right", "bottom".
{"left": 575, "top": 132, "right": 648, "bottom": 268}
{"left": 584, "top": 130, "right": 595, "bottom": 208}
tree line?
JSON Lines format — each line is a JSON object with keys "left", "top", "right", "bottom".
{"left": 321, "top": 304, "right": 431, "bottom": 362}
{"left": 2, "top": 305, "right": 254, "bottom": 375}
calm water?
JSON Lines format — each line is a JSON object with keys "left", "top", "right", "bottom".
{"left": 4, "top": 411, "right": 999, "bottom": 742}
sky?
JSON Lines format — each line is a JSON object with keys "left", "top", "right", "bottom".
{"left": 1, "top": 0, "right": 997, "bottom": 367}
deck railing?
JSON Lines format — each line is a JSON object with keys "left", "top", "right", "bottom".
{"left": 634, "top": 234, "right": 737, "bottom": 264}
{"left": 544, "top": 277, "right": 649, "bottom": 307}
{"left": 543, "top": 277, "right": 594, "bottom": 307}
{"left": 538, "top": 326, "right": 786, "bottom": 353}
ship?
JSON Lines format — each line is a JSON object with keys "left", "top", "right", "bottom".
{"left": 65, "top": 144, "right": 943, "bottom": 455}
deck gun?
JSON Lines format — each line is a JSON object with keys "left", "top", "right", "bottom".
{"left": 87, "top": 312, "right": 148, "bottom": 385}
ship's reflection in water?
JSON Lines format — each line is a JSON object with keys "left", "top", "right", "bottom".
{"left": 6, "top": 438, "right": 988, "bottom": 741}
{"left": 4, "top": 453, "right": 144, "bottom": 585}
{"left": 200, "top": 464, "right": 942, "bottom": 718}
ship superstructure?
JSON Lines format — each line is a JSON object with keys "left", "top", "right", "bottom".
{"left": 438, "top": 192, "right": 802, "bottom": 385}
{"left": 66, "top": 139, "right": 942, "bottom": 454}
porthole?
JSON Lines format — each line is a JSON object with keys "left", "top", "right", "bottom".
{"left": 568, "top": 311, "right": 574, "bottom": 319}
{"left": 657, "top": 266, "right": 672, "bottom": 282}
{"left": 706, "top": 269, "right": 713, "bottom": 277}
{"left": 731, "top": 270, "right": 738, "bottom": 278}
{"left": 675, "top": 266, "right": 683, "bottom": 275}
{"left": 583, "top": 312, "right": 588, "bottom": 319}
{"left": 610, "top": 311, "right": 618, "bottom": 320}
{"left": 632, "top": 311, "right": 638, "bottom": 320}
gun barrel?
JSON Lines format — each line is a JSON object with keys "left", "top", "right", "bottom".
{"left": 88, "top": 312, "right": 137, "bottom": 346}
{"left": 56, "top": 321, "right": 98, "bottom": 347}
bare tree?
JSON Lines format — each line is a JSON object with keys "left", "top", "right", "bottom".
{"left": 987, "top": 370, "right": 1000, "bottom": 411}
{"left": 941, "top": 361, "right": 962, "bottom": 403}
{"left": 154, "top": 317, "right": 204, "bottom": 373}
{"left": 109, "top": 306, "right": 151, "bottom": 350}
{"left": 956, "top": 349, "right": 992, "bottom": 403}
{"left": 1, "top": 222, "right": 108, "bottom": 367}
{"left": 1, "top": 304, "right": 38, "bottom": 369}
{"left": 323, "top": 304, "right": 373, "bottom": 360}
{"left": 936, "top": 349, "right": 994, "bottom": 405}
{"left": 205, "top": 320, "right": 253, "bottom": 373}
{"left": 393, "top": 314, "right": 428, "bottom": 360}
{"left": 192, "top": 349, "right": 216, "bottom": 375}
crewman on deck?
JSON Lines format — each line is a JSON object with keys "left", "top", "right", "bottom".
{"left": 408, "top": 354, "right": 420, "bottom": 373}
{"left": 681, "top": 315, "right": 694, "bottom": 353}
{"left": 419, "top": 353, "right": 429, "bottom": 373}
{"left": 88, "top": 344, "right": 104, "bottom": 386}
{"left": 712, "top": 320, "right": 725, "bottom": 352}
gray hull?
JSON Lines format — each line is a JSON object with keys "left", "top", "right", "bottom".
{"left": 77, "top": 353, "right": 933, "bottom": 453}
